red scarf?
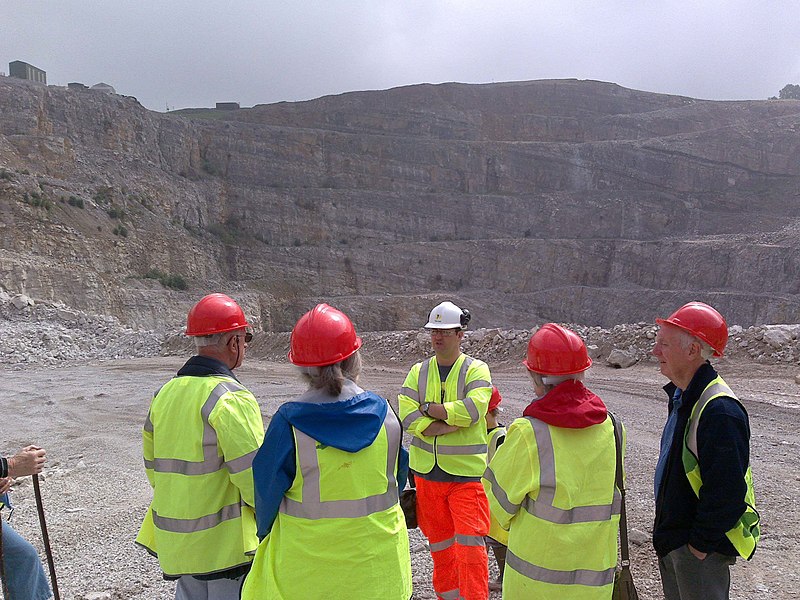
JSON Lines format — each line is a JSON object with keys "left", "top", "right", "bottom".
{"left": 522, "top": 379, "right": 608, "bottom": 428}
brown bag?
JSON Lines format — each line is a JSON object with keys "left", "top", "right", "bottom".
{"left": 399, "top": 488, "right": 417, "bottom": 529}
{"left": 612, "top": 564, "right": 639, "bottom": 600}
{"left": 610, "top": 413, "right": 640, "bottom": 600}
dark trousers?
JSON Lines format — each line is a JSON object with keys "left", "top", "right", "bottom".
{"left": 658, "top": 544, "right": 736, "bottom": 600}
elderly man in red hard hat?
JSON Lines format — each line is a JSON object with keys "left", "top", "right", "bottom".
{"left": 483, "top": 323, "right": 623, "bottom": 599}
{"left": 242, "top": 304, "right": 412, "bottom": 600}
{"left": 652, "top": 302, "right": 759, "bottom": 600}
{"left": 399, "top": 301, "right": 493, "bottom": 600}
{"left": 137, "top": 294, "right": 265, "bottom": 599}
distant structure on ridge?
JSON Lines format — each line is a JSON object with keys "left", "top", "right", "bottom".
{"left": 91, "top": 82, "right": 116, "bottom": 94}
{"left": 9, "top": 60, "right": 46, "bottom": 84}
{"left": 216, "top": 102, "right": 240, "bottom": 110}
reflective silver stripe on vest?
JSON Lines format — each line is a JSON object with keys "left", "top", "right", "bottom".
{"left": 436, "top": 443, "right": 488, "bottom": 455}
{"left": 523, "top": 417, "right": 620, "bottom": 524}
{"left": 429, "top": 536, "right": 455, "bottom": 552}
{"left": 456, "top": 534, "right": 485, "bottom": 547}
{"left": 152, "top": 501, "right": 242, "bottom": 534}
{"left": 280, "top": 407, "right": 400, "bottom": 520}
{"left": 418, "top": 359, "right": 431, "bottom": 407}
{"left": 411, "top": 437, "right": 435, "bottom": 452}
{"left": 151, "top": 381, "right": 246, "bottom": 476}
{"left": 400, "top": 386, "right": 420, "bottom": 403}
{"left": 456, "top": 357, "right": 480, "bottom": 423}
{"left": 464, "top": 377, "right": 491, "bottom": 424}
{"left": 522, "top": 494, "right": 621, "bottom": 524}
{"left": 687, "top": 381, "right": 737, "bottom": 457}
{"left": 437, "top": 589, "right": 460, "bottom": 600}
{"left": 464, "top": 379, "right": 491, "bottom": 394}
{"left": 483, "top": 465, "right": 521, "bottom": 515}
{"left": 145, "top": 385, "right": 166, "bottom": 435}
{"left": 225, "top": 448, "right": 259, "bottom": 475}
{"left": 402, "top": 409, "right": 425, "bottom": 429}
{"left": 507, "top": 549, "right": 615, "bottom": 587}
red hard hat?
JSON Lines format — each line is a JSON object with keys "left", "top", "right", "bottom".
{"left": 656, "top": 301, "right": 728, "bottom": 357}
{"left": 288, "top": 303, "right": 363, "bottom": 367}
{"left": 186, "top": 293, "right": 249, "bottom": 336}
{"left": 488, "top": 386, "right": 502, "bottom": 411}
{"left": 523, "top": 323, "right": 592, "bottom": 376}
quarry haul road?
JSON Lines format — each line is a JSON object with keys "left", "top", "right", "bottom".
{"left": 1, "top": 357, "right": 797, "bottom": 599}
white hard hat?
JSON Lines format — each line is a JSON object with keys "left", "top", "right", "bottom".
{"left": 424, "top": 301, "right": 470, "bottom": 330}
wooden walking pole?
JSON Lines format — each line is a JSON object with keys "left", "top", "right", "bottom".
{"left": 32, "top": 475, "right": 60, "bottom": 600}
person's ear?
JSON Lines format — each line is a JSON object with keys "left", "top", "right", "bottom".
{"left": 226, "top": 334, "right": 238, "bottom": 351}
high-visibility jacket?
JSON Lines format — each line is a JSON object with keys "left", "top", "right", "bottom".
{"left": 486, "top": 425, "right": 508, "bottom": 545}
{"left": 484, "top": 416, "right": 621, "bottom": 600}
{"left": 241, "top": 405, "right": 412, "bottom": 600}
{"left": 682, "top": 375, "right": 760, "bottom": 559}
{"left": 136, "top": 374, "right": 265, "bottom": 577}
{"left": 399, "top": 353, "right": 492, "bottom": 477}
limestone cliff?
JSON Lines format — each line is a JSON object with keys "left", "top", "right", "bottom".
{"left": 1, "top": 76, "right": 799, "bottom": 332}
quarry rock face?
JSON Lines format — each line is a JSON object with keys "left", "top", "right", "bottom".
{"left": 1, "top": 76, "right": 800, "bottom": 332}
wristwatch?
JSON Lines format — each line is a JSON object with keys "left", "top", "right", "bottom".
{"left": 420, "top": 402, "right": 431, "bottom": 417}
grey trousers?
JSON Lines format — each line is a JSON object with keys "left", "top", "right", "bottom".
{"left": 174, "top": 574, "right": 245, "bottom": 600}
{"left": 658, "top": 544, "right": 736, "bottom": 600}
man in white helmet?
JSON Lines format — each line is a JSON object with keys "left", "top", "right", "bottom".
{"left": 399, "top": 301, "right": 493, "bottom": 600}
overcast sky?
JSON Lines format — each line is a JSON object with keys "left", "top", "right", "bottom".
{"left": 3, "top": 1, "right": 800, "bottom": 112}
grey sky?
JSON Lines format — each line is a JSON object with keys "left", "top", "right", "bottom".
{"left": 3, "top": 1, "right": 799, "bottom": 111}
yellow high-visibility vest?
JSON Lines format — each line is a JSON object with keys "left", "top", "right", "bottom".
{"left": 136, "top": 374, "right": 264, "bottom": 577}
{"left": 399, "top": 353, "right": 492, "bottom": 477}
{"left": 682, "top": 375, "right": 760, "bottom": 560}
{"left": 241, "top": 407, "right": 412, "bottom": 600}
{"left": 486, "top": 425, "right": 509, "bottom": 545}
{"left": 484, "top": 415, "right": 621, "bottom": 600}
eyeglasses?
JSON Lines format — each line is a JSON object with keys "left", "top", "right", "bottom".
{"left": 429, "top": 329, "right": 459, "bottom": 337}
{"left": 237, "top": 332, "right": 253, "bottom": 343}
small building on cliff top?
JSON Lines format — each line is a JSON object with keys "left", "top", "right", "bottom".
{"left": 9, "top": 61, "right": 46, "bottom": 84}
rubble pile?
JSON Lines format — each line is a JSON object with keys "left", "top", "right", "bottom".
{"left": 3, "top": 292, "right": 800, "bottom": 370}
{"left": 0, "top": 292, "right": 162, "bottom": 366}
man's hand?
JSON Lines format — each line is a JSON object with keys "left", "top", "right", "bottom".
{"left": 0, "top": 477, "right": 12, "bottom": 495}
{"left": 422, "top": 422, "right": 460, "bottom": 436}
{"left": 687, "top": 544, "right": 707, "bottom": 560}
{"left": 8, "top": 446, "right": 46, "bottom": 477}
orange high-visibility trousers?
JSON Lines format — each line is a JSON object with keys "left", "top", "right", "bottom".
{"left": 417, "top": 478, "right": 490, "bottom": 600}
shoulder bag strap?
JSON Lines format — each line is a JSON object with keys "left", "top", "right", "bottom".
{"left": 609, "top": 411, "right": 631, "bottom": 565}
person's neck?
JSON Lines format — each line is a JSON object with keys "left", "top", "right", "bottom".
{"left": 673, "top": 362, "right": 705, "bottom": 391}
{"left": 198, "top": 348, "right": 235, "bottom": 371}
{"left": 435, "top": 350, "right": 461, "bottom": 367}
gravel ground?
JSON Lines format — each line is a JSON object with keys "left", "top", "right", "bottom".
{"left": 1, "top": 356, "right": 798, "bottom": 599}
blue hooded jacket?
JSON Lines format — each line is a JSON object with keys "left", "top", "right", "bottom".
{"left": 252, "top": 381, "right": 408, "bottom": 538}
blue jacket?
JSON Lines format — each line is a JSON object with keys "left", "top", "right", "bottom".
{"left": 252, "top": 382, "right": 409, "bottom": 539}
{"left": 653, "top": 362, "right": 750, "bottom": 557}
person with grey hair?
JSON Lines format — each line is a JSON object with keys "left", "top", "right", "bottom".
{"left": 136, "top": 293, "right": 264, "bottom": 600}
{"left": 652, "top": 302, "right": 759, "bottom": 600}
{"left": 242, "top": 303, "right": 411, "bottom": 600}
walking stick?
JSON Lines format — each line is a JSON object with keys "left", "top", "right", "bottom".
{"left": 32, "top": 475, "right": 60, "bottom": 600}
